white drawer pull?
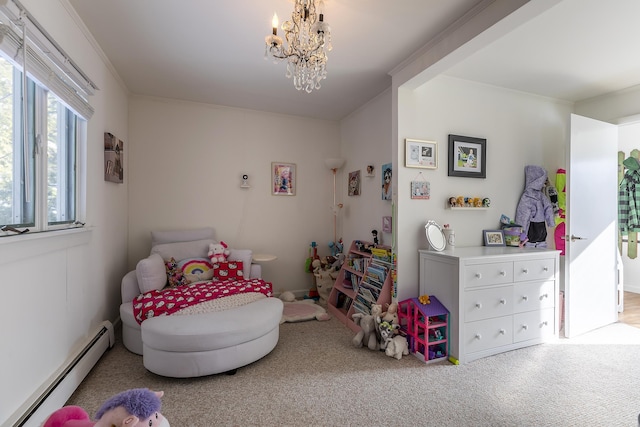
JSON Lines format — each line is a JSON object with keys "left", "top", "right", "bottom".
{"left": 500, "top": 299, "right": 507, "bottom": 305}
{"left": 522, "top": 324, "right": 528, "bottom": 330}
{"left": 475, "top": 273, "right": 482, "bottom": 279}
{"left": 500, "top": 270, "right": 506, "bottom": 276}
{"left": 522, "top": 268, "right": 529, "bottom": 274}
{"left": 475, "top": 303, "right": 482, "bottom": 309}
{"left": 522, "top": 295, "right": 528, "bottom": 301}
{"left": 499, "top": 329, "right": 506, "bottom": 335}
{"left": 475, "top": 333, "right": 482, "bottom": 340}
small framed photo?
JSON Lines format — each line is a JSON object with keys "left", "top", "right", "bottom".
{"left": 448, "top": 134, "right": 486, "bottom": 178}
{"left": 348, "top": 170, "right": 361, "bottom": 196}
{"left": 405, "top": 139, "right": 437, "bottom": 169}
{"left": 382, "top": 216, "right": 392, "bottom": 233}
{"left": 272, "top": 162, "right": 296, "bottom": 196}
{"left": 410, "top": 181, "right": 430, "bottom": 200}
{"left": 483, "top": 229, "right": 505, "bottom": 247}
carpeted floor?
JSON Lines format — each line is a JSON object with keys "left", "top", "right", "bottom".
{"left": 66, "top": 317, "right": 640, "bottom": 426}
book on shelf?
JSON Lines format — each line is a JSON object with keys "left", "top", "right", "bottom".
{"left": 370, "top": 247, "right": 392, "bottom": 263}
{"left": 358, "top": 282, "right": 380, "bottom": 301}
{"left": 365, "top": 264, "right": 387, "bottom": 283}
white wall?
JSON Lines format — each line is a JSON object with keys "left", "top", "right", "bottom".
{"left": 395, "top": 76, "right": 571, "bottom": 301}
{"left": 0, "top": 1, "right": 129, "bottom": 425}
{"left": 127, "top": 96, "right": 341, "bottom": 294}
{"left": 340, "top": 89, "right": 394, "bottom": 248}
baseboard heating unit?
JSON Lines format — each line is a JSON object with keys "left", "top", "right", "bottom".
{"left": 8, "top": 320, "right": 115, "bottom": 427}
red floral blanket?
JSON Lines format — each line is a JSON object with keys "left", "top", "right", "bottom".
{"left": 133, "top": 279, "right": 273, "bottom": 324}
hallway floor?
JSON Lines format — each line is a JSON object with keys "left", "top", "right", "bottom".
{"left": 619, "top": 291, "right": 640, "bottom": 328}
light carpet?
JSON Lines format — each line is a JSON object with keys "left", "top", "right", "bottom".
{"left": 66, "top": 318, "right": 640, "bottom": 426}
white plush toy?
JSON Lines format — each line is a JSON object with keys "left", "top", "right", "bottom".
{"left": 385, "top": 335, "right": 409, "bottom": 360}
{"left": 313, "top": 268, "right": 338, "bottom": 306}
{"left": 208, "top": 241, "right": 230, "bottom": 263}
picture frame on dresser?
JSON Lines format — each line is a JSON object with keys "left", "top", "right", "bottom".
{"left": 483, "top": 229, "right": 505, "bottom": 246}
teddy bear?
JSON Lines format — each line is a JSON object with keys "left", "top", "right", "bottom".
{"left": 385, "top": 335, "right": 409, "bottom": 360}
{"left": 208, "top": 241, "right": 230, "bottom": 263}
{"left": 165, "top": 257, "right": 188, "bottom": 287}
{"left": 42, "top": 388, "right": 169, "bottom": 427}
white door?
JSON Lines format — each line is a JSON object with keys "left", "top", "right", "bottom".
{"left": 564, "top": 114, "right": 619, "bottom": 338}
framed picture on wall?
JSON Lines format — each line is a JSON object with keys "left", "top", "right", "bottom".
{"left": 405, "top": 139, "right": 437, "bottom": 169}
{"left": 448, "top": 134, "right": 486, "bottom": 178}
{"left": 272, "top": 162, "right": 296, "bottom": 196}
{"left": 348, "top": 170, "right": 361, "bottom": 196}
{"left": 381, "top": 163, "right": 392, "bottom": 200}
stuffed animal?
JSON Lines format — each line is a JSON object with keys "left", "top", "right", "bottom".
{"left": 352, "top": 312, "right": 379, "bottom": 351}
{"left": 313, "top": 268, "right": 337, "bottom": 306}
{"left": 42, "top": 388, "right": 169, "bottom": 427}
{"left": 378, "top": 320, "right": 399, "bottom": 350}
{"left": 165, "top": 257, "right": 188, "bottom": 287}
{"left": 381, "top": 302, "right": 399, "bottom": 325}
{"left": 208, "top": 241, "right": 230, "bottom": 263}
{"left": 385, "top": 335, "right": 409, "bottom": 360}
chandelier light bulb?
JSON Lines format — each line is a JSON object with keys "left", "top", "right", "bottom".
{"left": 272, "top": 13, "right": 279, "bottom": 35}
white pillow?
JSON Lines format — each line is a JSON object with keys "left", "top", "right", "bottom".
{"left": 228, "top": 248, "right": 252, "bottom": 279}
{"left": 150, "top": 239, "right": 215, "bottom": 261}
{"left": 136, "top": 253, "right": 167, "bottom": 293}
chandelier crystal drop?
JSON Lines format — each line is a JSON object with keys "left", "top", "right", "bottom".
{"left": 264, "top": 0, "right": 332, "bottom": 93}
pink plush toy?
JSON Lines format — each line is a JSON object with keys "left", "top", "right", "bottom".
{"left": 208, "top": 241, "right": 230, "bottom": 263}
{"left": 42, "top": 388, "right": 169, "bottom": 427}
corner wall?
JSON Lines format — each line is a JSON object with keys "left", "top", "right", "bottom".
{"left": 127, "top": 96, "right": 341, "bottom": 294}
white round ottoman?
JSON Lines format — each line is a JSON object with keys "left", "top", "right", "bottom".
{"left": 141, "top": 297, "right": 283, "bottom": 378}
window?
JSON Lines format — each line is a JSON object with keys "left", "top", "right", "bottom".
{"left": 0, "top": 0, "right": 96, "bottom": 236}
{"left": 0, "top": 54, "right": 81, "bottom": 231}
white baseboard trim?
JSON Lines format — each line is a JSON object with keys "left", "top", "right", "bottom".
{"left": 9, "top": 321, "right": 114, "bottom": 427}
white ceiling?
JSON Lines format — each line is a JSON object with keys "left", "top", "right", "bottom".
{"left": 67, "top": 0, "right": 640, "bottom": 121}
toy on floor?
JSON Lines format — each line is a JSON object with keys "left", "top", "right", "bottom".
{"left": 42, "top": 388, "right": 169, "bottom": 427}
{"left": 352, "top": 313, "right": 378, "bottom": 350}
{"left": 378, "top": 320, "right": 399, "bottom": 350}
{"left": 279, "top": 291, "right": 330, "bottom": 323}
{"left": 385, "top": 335, "right": 409, "bottom": 360}
{"left": 381, "top": 302, "right": 399, "bottom": 327}
{"left": 313, "top": 268, "right": 338, "bottom": 306}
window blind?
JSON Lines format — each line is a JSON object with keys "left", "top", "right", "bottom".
{"left": 0, "top": 0, "right": 97, "bottom": 119}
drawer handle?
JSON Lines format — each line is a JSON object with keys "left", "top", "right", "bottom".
{"left": 500, "top": 270, "right": 506, "bottom": 276}
{"left": 522, "top": 268, "right": 529, "bottom": 274}
{"left": 540, "top": 293, "right": 549, "bottom": 300}
{"left": 522, "top": 295, "right": 529, "bottom": 301}
{"left": 522, "top": 324, "right": 528, "bottom": 330}
{"left": 541, "top": 321, "right": 548, "bottom": 327}
{"left": 499, "top": 329, "right": 506, "bottom": 335}
{"left": 500, "top": 299, "right": 507, "bottom": 305}
{"left": 475, "top": 333, "right": 482, "bottom": 340}
{"left": 475, "top": 273, "right": 482, "bottom": 279}
{"left": 475, "top": 303, "right": 482, "bottom": 309}
{"left": 543, "top": 266, "right": 549, "bottom": 272}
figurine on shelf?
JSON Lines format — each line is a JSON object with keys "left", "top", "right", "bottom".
{"left": 372, "top": 229, "right": 379, "bottom": 246}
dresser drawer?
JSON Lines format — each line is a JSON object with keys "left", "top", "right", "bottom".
{"left": 513, "top": 308, "right": 555, "bottom": 342}
{"left": 464, "top": 286, "right": 513, "bottom": 322}
{"left": 513, "top": 258, "right": 555, "bottom": 282}
{"left": 464, "top": 316, "right": 513, "bottom": 354}
{"left": 513, "top": 281, "right": 555, "bottom": 313}
{"left": 463, "top": 262, "right": 513, "bottom": 288}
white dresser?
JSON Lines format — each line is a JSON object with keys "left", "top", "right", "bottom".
{"left": 419, "top": 246, "right": 560, "bottom": 364}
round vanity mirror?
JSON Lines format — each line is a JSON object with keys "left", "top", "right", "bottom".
{"left": 425, "top": 220, "right": 446, "bottom": 251}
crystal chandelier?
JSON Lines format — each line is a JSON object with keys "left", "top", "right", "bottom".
{"left": 264, "top": 0, "right": 332, "bottom": 93}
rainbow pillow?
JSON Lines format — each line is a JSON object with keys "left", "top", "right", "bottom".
{"left": 177, "top": 257, "right": 214, "bottom": 283}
